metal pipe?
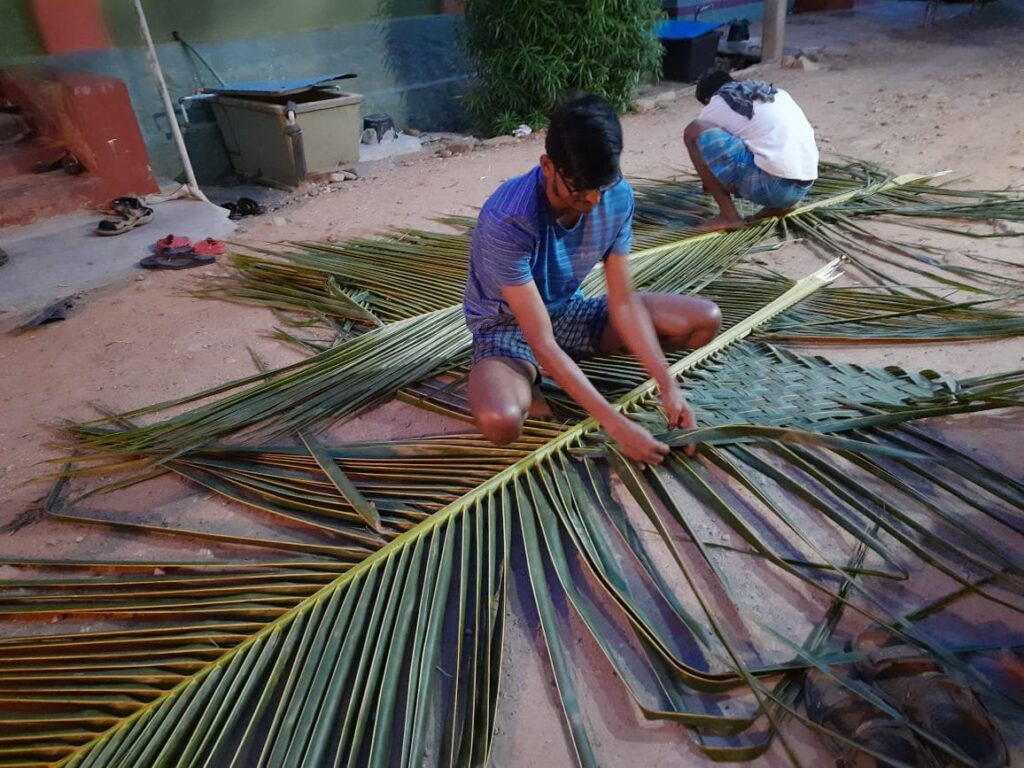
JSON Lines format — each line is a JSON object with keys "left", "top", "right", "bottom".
{"left": 131, "top": 0, "right": 211, "bottom": 204}
{"left": 177, "top": 92, "right": 217, "bottom": 126}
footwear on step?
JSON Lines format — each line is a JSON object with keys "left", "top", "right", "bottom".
{"left": 193, "top": 238, "right": 226, "bottom": 256}
{"left": 154, "top": 234, "right": 192, "bottom": 254}
{"left": 138, "top": 250, "right": 215, "bottom": 270}
{"left": 95, "top": 206, "right": 153, "bottom": 236}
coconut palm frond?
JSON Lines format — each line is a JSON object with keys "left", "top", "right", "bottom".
{"left": 7, "top": 160, "right": 1024, "bottom": 766}
{"left": 197, "top": 227, "right": 473, "bottom": 326}
{"left": 702, "top": 269, "right": 1024, "bottom": 343}
{"left": 632, "top": 161, "right": 1024, "bottom": 296}
{"left": 76, "top": 160, "right": 1024, "bottom": 469}
{"left": 789, "top": 211, "right": 1024, "bottom": 295}
{"left": 67, "top": 220, "right": 780, "bottom": 468}
{"left": 5, "top": 264, "right": 1022, "bottom": 767}
{"left": 197, "top": 162, "right": 1019, "bottom": 331}
{"left": 812, "top": 160, "right": 1024, "bottom": 222}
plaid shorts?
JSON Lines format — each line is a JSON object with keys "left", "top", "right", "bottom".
{"left": 471, "top": 296, "right": 610, "bottom": 369}
{"left": 698, "top": 128, "right": 812, "bottom": 209}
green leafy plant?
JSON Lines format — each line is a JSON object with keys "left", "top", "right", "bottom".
{"left": 461, "top": 0, "right": 664, "bottom": 135}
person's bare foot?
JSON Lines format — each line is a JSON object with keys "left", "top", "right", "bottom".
{"left": 748, "top": 206, "right": 795, "bottom": 222}
{"left": 694, "top": 215, "right": 745, "bottom": 233}
{"left": 528, "top": 385, "right": 553, "bottom": 419}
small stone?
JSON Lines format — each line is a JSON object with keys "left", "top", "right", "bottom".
{"left": 74, "top": 536, "right": 84, "bottom": 543}
{"left": 271, "top": 216, "right": 288, "bottom": 226}
{"left": 797, "top": 56, "right": 820, "bottom": 71}
{"left": 403, "top": 128, "right": 422, "bottom": 137}
{"left": 308, "top": 186, "right": 320, "bottom": 197}
{"left": 654, "top": 90, "right": 678, "bottom": 104}
{"left": 632, "top": 96, "right": 658, "bottom": 113}
{"left": 436, "top": 149, "right": 453, "bottom": 159}
{"left": 134, "top": 274, "right": 146, "bottom": 281}
{"left": 446, "top": 140, "right": 475, "bottom": 155}
{"left": 329, "top": 170, "right": 357, "bottom": 183}
{"left": 326, "top": 234, "right": 340, "bottom": 243}
{"left": 154, "top": 567, "right": 165, "bottom": 576}
{"left": 781, "top": 54, "right": 798, "bottom": 69}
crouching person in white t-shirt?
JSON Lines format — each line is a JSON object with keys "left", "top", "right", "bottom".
{"left": 683, "top": 71, "right": 819, "bottom": 232}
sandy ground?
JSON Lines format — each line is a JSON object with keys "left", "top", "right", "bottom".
{"left": 1, "top": 1, "right": 1022, "bottom": 765}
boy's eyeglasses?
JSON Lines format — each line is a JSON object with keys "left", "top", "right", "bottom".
{"left": 555, "top": 166, "right": 622, "bottom": 200}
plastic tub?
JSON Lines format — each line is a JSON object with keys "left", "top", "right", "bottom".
{"left": 211, "top": 89, "right": 362, "bottom": 187}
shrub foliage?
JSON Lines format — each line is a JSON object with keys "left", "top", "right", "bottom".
{"left": 462, "top": 0, "right": 663, "bottom": 135}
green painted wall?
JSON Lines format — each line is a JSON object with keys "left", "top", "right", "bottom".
{"left": 0, "top": 0, "right": 469, "bottom": 181}
{"left": 101, "top": 0, "right": 441, "bottom": 45}
{"left": 0, "top": 1, "right": 44, "bottom": 59}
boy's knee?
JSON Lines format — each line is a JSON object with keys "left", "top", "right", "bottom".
{"left": 680, "top": 300, "right": 722, "bottom": 348}
{"left": 476, "top": 404, "right": 525, "bottom": 445}
{"left": 702, "top": 300, "right": 722, "bottom": 332}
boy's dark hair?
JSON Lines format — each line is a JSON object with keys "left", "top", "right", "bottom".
{"left": 695, "top": 70, "right": 733, "bottom": 105}
{"left": 545, "top": 92, "right": 622, "bottom": 191}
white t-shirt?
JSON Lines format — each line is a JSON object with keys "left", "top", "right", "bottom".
{"left": 699, "top": 89, "right": 819, "bottom": 181}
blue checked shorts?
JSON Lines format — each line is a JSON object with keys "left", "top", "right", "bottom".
{"left": 471, "top": 296, "right": 609, "bottom": 369}
{"left": 697, "top": 128, "right": 812, "bottom": 209}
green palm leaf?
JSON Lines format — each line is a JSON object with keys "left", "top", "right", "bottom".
{"left": 4, "top": 161, "right": 1024, "bottom": 767}
{"left": 4, "top": 265, "right": 1023, "bottom": 766}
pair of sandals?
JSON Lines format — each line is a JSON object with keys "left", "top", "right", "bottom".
{"left": 139, "top": 234, "right": 225, "bottom": 270}
{"left": 34, "top": 150, "right": 84, "bottom": 176}
{"left": 96, "top": 196, "right": 153, "bottom": 236}
{"left": 220, "top": 196, "right": 264, "bottom": 220}
{"left": 805, "top": 629, "right": 1009, "bottom": 767}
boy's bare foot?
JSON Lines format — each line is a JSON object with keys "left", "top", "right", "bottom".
{"left": 528, "top": 385, "right": 553, "bottom": 419}
{"left": 748, "top": 206, "right": 795, "bottom": 222}
{"left": 694, "top": 215, "right": 745, "bottom": 233}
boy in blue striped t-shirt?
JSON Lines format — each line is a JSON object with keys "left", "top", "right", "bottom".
{"left": 464, "top": 93, "right": 721, "bottom": 465}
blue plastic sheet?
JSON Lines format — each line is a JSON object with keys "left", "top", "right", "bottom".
{"left": 654, "top": 20, "right": 722, "bottom": 39}
{"left": 203, "top": 73, "right": 356, "bottom": 97}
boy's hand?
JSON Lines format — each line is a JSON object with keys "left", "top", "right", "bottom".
{"left": 661, "top": 385, "right": 697, "bottom": 456}
{"left": 606, "top": 417, "right": 670, "bottom": 466}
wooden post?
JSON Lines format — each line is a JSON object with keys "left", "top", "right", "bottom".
{"left": 761, "top": 0, "right": 787, "bottom": 64}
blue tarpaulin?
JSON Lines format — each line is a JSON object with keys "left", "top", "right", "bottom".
{"left": 203, "top": 73, "right": 356, "bottom": 98}
{"left": 654, "top": 20, "right": 721, "bottom": 39}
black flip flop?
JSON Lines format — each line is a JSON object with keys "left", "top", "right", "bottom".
{"left": 236, "top": 196, "right": 264, "bottom": 216}
{"left": 139, "top": 250, "right": 216, "bottom": 270}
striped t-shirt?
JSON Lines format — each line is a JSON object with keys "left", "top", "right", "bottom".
{"left": 463, "top": 165, "right": 634, "bottom": 332}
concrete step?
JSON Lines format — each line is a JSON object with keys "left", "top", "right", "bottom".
{"left": 0, "top": 137, "right": 68, "bottom": 180}
{"left": 0, "top": 172, "right": 102, "bottom": 228}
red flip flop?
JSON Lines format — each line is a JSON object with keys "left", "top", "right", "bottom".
{"left": 193, "top": 238, "right": 226, "bottom": 256}
{"left": 154, "top": 234, "right": 192, "bottom": 254}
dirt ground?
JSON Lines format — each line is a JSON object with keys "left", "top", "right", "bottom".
{"left": 0, "top": 1, "right": 1022, "bottom": 765}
